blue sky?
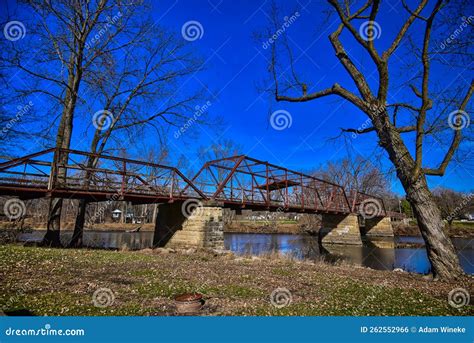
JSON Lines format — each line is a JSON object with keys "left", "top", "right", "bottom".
{"left": 150, "top": 0, "right": 473, "bottom": 194}
{"left": 2, "top": 0, "right": 473, "bottom": 195}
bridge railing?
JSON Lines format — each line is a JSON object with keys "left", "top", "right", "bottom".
{"left": 0, "top": 148, "right": 205, "bottom": 202}
{"left": 188, "top": 155, "right": 351, "bottom": 214}
{"left": 0, "top": 149, "right": 389, "bottom": 215}
{"left": 0, "top": 148, "right": 55, "bottom": 191}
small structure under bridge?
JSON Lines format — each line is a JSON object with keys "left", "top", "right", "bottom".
{"left": 0, "top": 148, "right": 396, "bottom": 249}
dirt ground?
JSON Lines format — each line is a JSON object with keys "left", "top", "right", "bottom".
{"left": 1, "top": 244, "right": 472, "bottom": 316}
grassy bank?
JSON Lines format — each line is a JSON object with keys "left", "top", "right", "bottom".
{"left": 0, "top": 221, "right": 155, "bottom": 232}
{"left": 395, "top": 220, "right": 474, "bottom": 237}
{"left": 225, "top": 220, "right": 303, "bottom": 234}
{"left": 1, "top": 245, "right": 472, "bottom": 316}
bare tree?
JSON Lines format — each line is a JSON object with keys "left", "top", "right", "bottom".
{"left": 314, "top": 156, "right": 389, "bottom": 196}
{"left": 268, "top": 0, "right": 473, "bottom": 279}
{"left": 2, "top": 1, "right": 204, "bottom": 247}
{"left": 68, "top": 26, "right": 203, "bottom": 247}
{"left": 197, "top": 139, "right": 243, "bottom": 182}
{"left": 432, "top": 187, "right": 473, "bottom": 226}
{"left": 198, "top": 139, "right": 243, "bottom": 162}
{"left": 2, "top": 0, "right": 130, "bottom": 246}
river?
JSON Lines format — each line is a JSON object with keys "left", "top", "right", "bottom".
{"left": 17, "top": 231, "right": 473, "bottom": 275}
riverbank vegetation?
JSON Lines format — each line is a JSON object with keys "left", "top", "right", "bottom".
{"left": 225, "top": 219, "right": 474, "bottom": 238}
{"left": 1, "top": 245, "right": 472, "bottom": 316}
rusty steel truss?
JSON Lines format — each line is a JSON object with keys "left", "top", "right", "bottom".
{"left": 0, "top": 148, "right": 204, "bottom": 203}
{"left": 186, "top": 155, "right": 353, "bottom": 214}
{"left": 0, "top": 149, "right": 387, "bottom": 216}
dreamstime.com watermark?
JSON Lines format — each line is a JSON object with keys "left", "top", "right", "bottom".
{"left": 92, "top": 109, "right": 115, "bottom": 131}
{"left": 85, "top": 11, "right": 123, "bottom": 49}
{"left": 4, "top": 324, "right": 85, "bottom": 337}
{"left": 174, "top": 101, "right": 211, "bottom": 139}
{"left": 439, "top": 16, "right": 474, "bottom": 50}
{"left": 446, "top": 192, "right": 473, "bottom": 222}
{"left": 1, "top": 101, "right": 34, "bottom": 139}
{"left": 359, "top": 198, "right": 383, "bottom": 219}
{"left": 270, "top": 110, "right": 292, "bottom": 131}
{"left": 3, "top": 20, "right": 26, "bottom": 41}
{"left": 359, "top": 20, "right": 382, "bottom": 41}
{"left": 181, "top": 198, "right": 204, "bottom": 218}
{"left": 92, "top": 287, "right": 115, "bottom": 308}
{"left": 262, "top": 11, "right": 300, "bottom": 49}
{"left": 270, "top": 287, "right": 293, "bottom": 308}
{"left": 447, "top": 288, "right": 470, "bottom": 309}
{"left": 351, "top": 103, "right": 386, "bottom": 139}
{"left": 2, "top": 284, "right": 28, "bottom": 312}
{"left": 87, "top": 192, "right": 121, "bottom": 226}
{"left": 447, "top": 110, "right": 470, "bottom": 130}
{"left": 3, "top": 198, "right": 26, "bottom": 220}
{"left": 181, "top": 20, "right": 204, "bottom": 41}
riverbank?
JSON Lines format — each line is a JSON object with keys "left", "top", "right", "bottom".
{"left": 225, "top": 221, "right": 303, "bottom": 234}
{"left": 1, "top": 244, "right": 472, "bottom": 316}
{"left": 226, "top": 220, "right": 474, "bottom": 238}
{"left": 0, "top": 221, "right": 155, "bottom": 232}
{"left": 3, "top": 219, "right": 473, "bottom": 238}
{"left": 394, "top": 222, "right": 474, "bottom": 238}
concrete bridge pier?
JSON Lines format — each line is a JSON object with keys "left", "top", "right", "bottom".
{"left": 153, "top": 202, "right": 227, "bottom": 250}
{"left": 319, "top": 213, "right": 362, "bottom": 245}
{"left": 363, "top": 216, "right": 394, "bottom": 238}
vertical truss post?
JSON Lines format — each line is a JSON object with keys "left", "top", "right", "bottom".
{"left": 121, "top": 160, "right": 126, "bottom": 196}
{"left": 48, "top": 148, "right": 60, "bottom": 191}
{"left": 251, "top": 176, "right": 254, "bottom": 203}
{"left": 170, "top": 170, "right": 174, "bottom": 199}
{"left": 265, "top": 163, "right": 269, "bottom": 207}
{"left": 300, "top": 174, "right": 304, "bottom": 210}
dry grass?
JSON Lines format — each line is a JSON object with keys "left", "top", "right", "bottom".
{"left": 1, "top": 244, "right": 472, "bottom": 316}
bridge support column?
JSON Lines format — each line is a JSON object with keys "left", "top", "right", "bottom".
{"left": 153, "top": 203, "right": 227, "bottom": 250}
{"left": 363, "top": 216, "right": 394, "bottom": 238}
{"left": 319, "top": 213, "right": 362, "bottom": 245}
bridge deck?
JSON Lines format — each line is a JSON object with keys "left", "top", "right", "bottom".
{"left": 0, "top": 148, "right": 387, "bottom": 216}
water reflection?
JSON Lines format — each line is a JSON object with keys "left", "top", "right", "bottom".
{"left": 16, "top": 230, "right": 473, "bottom": 275}
{"left": 18, "top": 230, "right": 155, "bottom": 250}
{"left": 224, "top": 233, "right": 473, "bottom": 275}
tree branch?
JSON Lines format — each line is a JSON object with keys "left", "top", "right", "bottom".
{"left": 383, "top": 0, "right": 429, "bottom": 58}
{"left": 422, "top": 80, "right": 474, "bottom": 176}
{"left": 341, "top": 125, "right": 415, "bottom": 135}
{"left": 329, "top": 24, "right": 373, "bottom": 101}
{"left": 413, "top": 0, "right": 443, "bottom": 178}
{"left": 276, "top": 83, "right": 366, "bottom": 111}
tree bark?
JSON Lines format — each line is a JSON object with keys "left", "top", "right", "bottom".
{"left": 377, "top": 120, "right": 463, "bottom": 279}
{"left": 42, "top": 106, "right": 74, "bottom": 246}
{"left": 405, "top": 177, "right": 463, "bottom": 279}
{"left": 42, "top": 197, "right": 63, "bottom": 247}
{"left": 42, "top": 34, "right": 85, "bottom": 246}
{"left": 67, "top": 128, "right": 102, "bottom": 247}
{"left": 69, "top": 198, "right": 88, "bottom": 248}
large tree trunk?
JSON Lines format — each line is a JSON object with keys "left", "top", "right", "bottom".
{"left": 42, "top": 197, "right": 63, "bottom": 247}
{"left": 67, "top": 129, "right": 102, "bottom": 247}
{"left": 405, "top": 177, "right": 464, "bottom": 279}
{"left": 42, "top": 103, "right": 75, "bottom": 245}
{"left": 42, "top": 39, "right": 85, "bottom": 246}
{"left": 69, "top": 199, "right": 88, "bottom": 248}
{"left": 378, "top": 122, "right": 464, "bottom": 279}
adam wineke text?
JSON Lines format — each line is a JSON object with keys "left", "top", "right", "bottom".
{"left": 418, "top": 326, "right": 466, "bottom": 334}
